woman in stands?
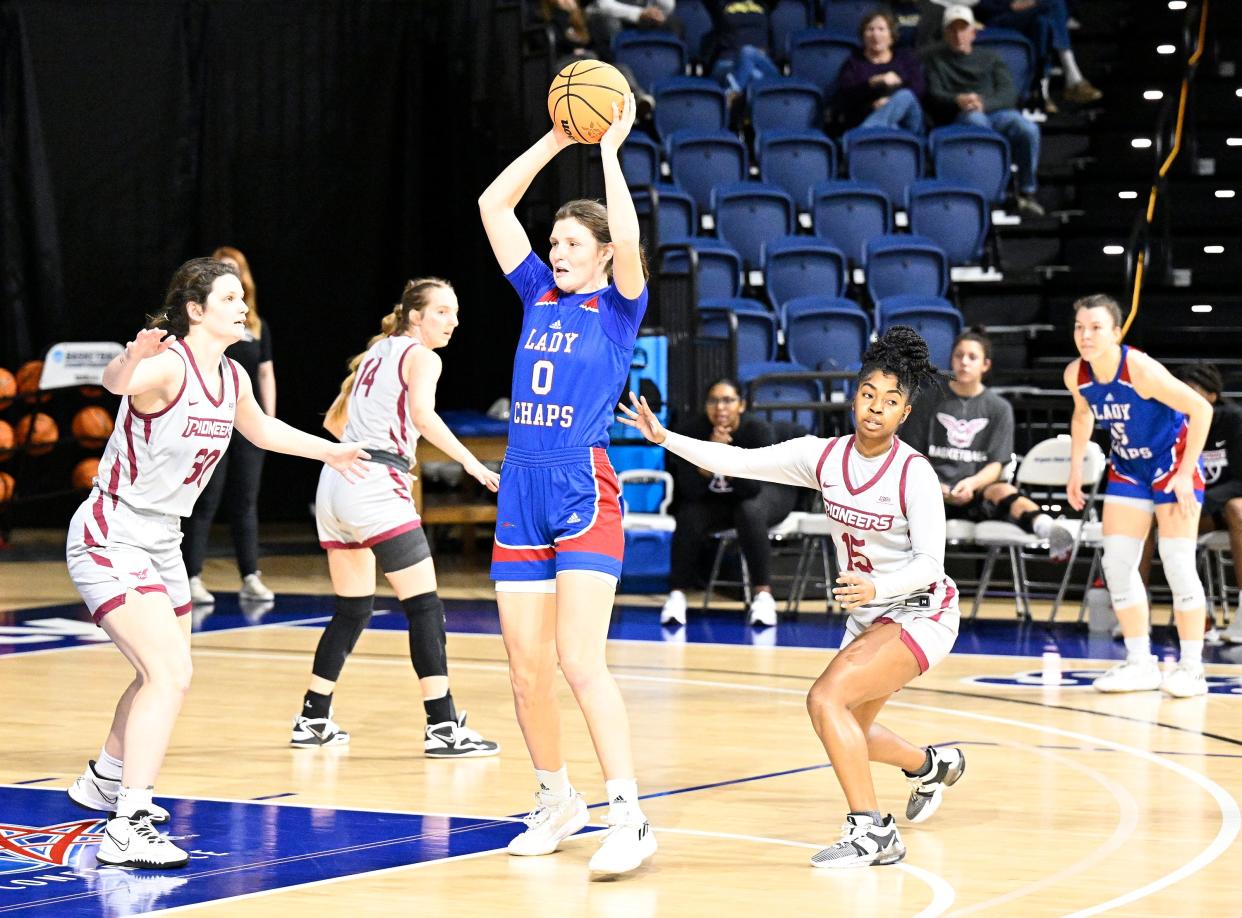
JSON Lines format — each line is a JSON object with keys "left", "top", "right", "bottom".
{"left": 621, "top": 326, "right": 967, "bottom": 869}
{"left": 478, "top": 97, "right": 657, "bottom": 875}
{"left": 65, "top": 258, "right": 368, "bottom": 868}
{"left": 291, "top": 278, "right": 500, "bottom": 759}
{"left": 661, "top": 377, "right": 799, "bottom": 628}
{"left": 1065, "top": 294, "right": 1212, "bottom": 697}
{"left": 837, "top": 9, "right": 927, "bottom": 133}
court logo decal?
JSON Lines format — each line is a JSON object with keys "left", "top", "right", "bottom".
{"left": 0, "top": 818, "right": 104, "bottom": 872}
{"left": 962, "top": 669, "right": 1242, "bottom": 695}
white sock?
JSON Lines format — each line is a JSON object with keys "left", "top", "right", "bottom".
{"left": 535, "top": 766, "right": 572, "bottom": 801}
{"left": 604, "top": 778, "right": 643, "bottom": 822}
{"left": 1032, "top": 514, "right": 1053, "bottom": 538}
{"left": 1059, "top": 49, "right": 1084, "bottom": 86}
{"left": 1179, "top": 639, "right": 1204, "bottom": 669}
{"left": 1123, "top": 635, "right": 1152, "bottom": 662}
{"left": 1040, "top": 75, "right": 1051, "bottom": 100}
{"left": 96, "top": 748, "right": 124, "bottom": 781}
{"left": 115, "top": 786, "right": 154, "bottom": 819}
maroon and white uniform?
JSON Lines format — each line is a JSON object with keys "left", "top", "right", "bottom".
{"left": 661, "top": 431, "right": 960, "bottom": 672}
{"left": 66, "top": 342, "right": 241, "bottom": 623}
{"left": 316, "top": 334, "right": 423, "bottom": 549}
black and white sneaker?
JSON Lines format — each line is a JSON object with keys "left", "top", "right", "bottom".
{"left": 290, "top": 709, "right": 350, "bottom": 747}
{"left": 68, "top": 761, "right": 170, "bottom": 824}
{"left": 905, "top": 746, "right": 966, "bottom": 824}
{"left": 95, "top": 811, "right": 189, "bottom": 869}
{"left": 424, "top": 713, "right": 499, "bottom": 758}
{"left": 810, "top": 814, "right": 906, "bottom": 869}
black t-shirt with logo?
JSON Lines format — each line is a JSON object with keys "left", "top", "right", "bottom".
{"left": 903, "top": 382, "right": 1014, "bottom": 486}
{"left": 1202, "top": 400, "right": 1242, "bottom": 492}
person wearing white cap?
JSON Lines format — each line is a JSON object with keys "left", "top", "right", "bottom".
{"left": 921, "top": 4, "right": 1045, "bottom": 216}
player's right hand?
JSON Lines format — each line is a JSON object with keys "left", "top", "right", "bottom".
{"left": 126, "top": 327, "right": 177, "bottom": 361}
{"left": 616, "top": 391, "right": 667, "bottom": 444}
{"left": 1066, "top": 472, "right": 1085, "bottom": 511}
{"left": 468, "top": 461, "right": 500, "bottom": 492}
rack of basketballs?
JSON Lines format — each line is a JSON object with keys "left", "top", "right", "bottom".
{"left": 0, "top": 360, "right": 117, "bottom": 536}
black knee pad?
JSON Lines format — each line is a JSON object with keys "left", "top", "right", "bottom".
{"left": 993, "top": 492, "right": 1022, "bottom": 519}
{"left": 311, "top": 595, "right": 374, "bottom": 682}
{"left": 372, "top": 527, "right": 431, "bottom": 574}
{"left": 402, "top": 591, "right": 447, "bottom": 678}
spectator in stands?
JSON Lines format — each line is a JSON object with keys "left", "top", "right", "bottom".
{"left": 538, "top": 0, "right": 594, "bottom": 57}
{"left": 903, "top": 329, "right": 1074, "bottom": 558}
{"left": 922, "top": 4, "right": 1045, "bottom": 216}
{"left": 1180, "top": 363, "right": 1242, "bottom": 644}
{"left": 705, "top": 0, "right": 779, "bottom": 100}
{"left": 837, "top": 9, "right": 928, "bottom": 133}
{"left": 587, "top": 0, "right": 683, "bottom": 56}
{"left": 974, "top": 0, "right": 1101, "bottom": 109}
{"left": 661, "top": 378, "right": 799, "bottom": 628}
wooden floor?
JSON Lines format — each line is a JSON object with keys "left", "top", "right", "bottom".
{"left": 2, "top": 533, "right": 1241, "bottom": 916}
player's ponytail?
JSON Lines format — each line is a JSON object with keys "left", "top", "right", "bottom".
{"left": 858, "top": 325, "right": 941, "bottom": 401}
{"left": 148, "top": 257, "right": 239, "bottom": 338}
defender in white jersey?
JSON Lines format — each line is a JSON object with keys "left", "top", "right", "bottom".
{"left": 620, "top": 327, "right": 967, "bottom": 869}
{"left": 295, "top": 278, "right": 499, "bottom": 759}
{"left": 63, "top": 258, "right": 368, "bottom": 870}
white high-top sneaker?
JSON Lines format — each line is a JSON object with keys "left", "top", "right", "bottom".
{"left": 240, "top": 572, "right": 275, "bottom": 601}
{"left": 588, "top": 802, "right": 657, "bottom": 875}
{"left": 810, "top": 813, "right": 905, "bottom": 868}
{"left": 904, "top": 746, "right": 966, "bottom": 824}
{"left": 95, "top": 811, "right": 189, "bottom": 869}
{"left": 507, "top": 790, "right": 589, "bottom": 856}
{"left": 1093, "top": 655, "right": 1162, "bottom": 693}
{"left": 1161, "top": 662, "right": 1208, "bottom": 698}
{"left": 660, "top": 590, "right": 687, "bottom": 626}
{"left": 748, "top": 590, "right": 777, "bottom": 627}
{"left": 68, "top": 761, "right": 170, "bottom": 824}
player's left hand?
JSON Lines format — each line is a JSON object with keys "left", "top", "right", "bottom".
{"left": 599, "top": 93, "right": 636, "bottom": 153}
{"left": 617, "top": 391, "right": 667, "bottom": 444}
{"left": 833, "top": 571, "right": 876, "bottom": 611}
{"left": 326, "top": 442, "right": 371, "bottom": 483}
{"left": 1164, "top": 470, "right": 1200, "bottom": 517}
{"left": 949, "top": 479, "right": 976, "bottom": 503}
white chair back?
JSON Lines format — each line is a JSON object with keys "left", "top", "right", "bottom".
{"left": 1014, "top": 435, "right": 1106, "bottom": 488}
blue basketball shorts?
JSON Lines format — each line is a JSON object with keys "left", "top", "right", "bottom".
{"left": 1106, "top": 429, "right": 1204, "bottom": 505}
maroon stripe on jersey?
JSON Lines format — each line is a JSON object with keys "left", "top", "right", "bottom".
{"left": 875, "top": 615, "right": 931, "bottom": 673}
{"left": 92, "top": 594, "right": 128, "bottom": 623}
{"left": 897, "top": 453, "right": 928, "bottom": 517}
{"left": 173, "top": 601, "right": 192, "bottom": 617}
{"left": 814, "top": 437, "right": 839, "bottom": 485}
{"left": 536, "top": 288, "right": 559, "bottom": 304}
{"left": 319, "top": 519, "right": 423, "bottom": 551}
{"left": 124, "top": 414, "right": 138, "bottom": 483}
{"left": 180, "top": 340, "right": 226, "bottom": 407}
{"left": 143, "top": 418, "right": 152, "bottom": 443}
{"left": 228, "top": 357, "right": 240, "bottom": 399}
{"left": 91, "top": 489, "right": 110, "bottom": 539}
{"left": 387, "top": 466, "right": 412, "bottom": 502}
{"left": 842, "top": 436, "right": 899, "bottom": 496}
{"left": 128, "top": 349, "right": 187, "bottom": 420}
{"left": 87, "top": 551, "right": 113, "bottom": 569}
{"left": 939, "top": 579, "right": 957, "bottom": 610}
{"left": 1076, "top": 359, "right": 1092, "bottom": 387}
{"left": 107, "top": 460, "right": 121, "bottom": 509}
{"left": 493, "top": 544, "right": 556, "bottom": 562}
{"left": 393, "top": 342, "right": 418, "bottom": 455}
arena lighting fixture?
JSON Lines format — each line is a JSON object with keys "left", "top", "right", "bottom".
{"left": 1191, "top": 304, "right": 1213, "bottom": 313}
{"left": 1204, "top": 245, "right": 1225, "bottom": 254}
{"left": 1168, "top": 0, "right": 1187, "bottom": 8}
{"left": 1227, "top": 138, "right": 1242, "bottom": 146}
{"left": 1118, "top": 190, "right": 1139, "bottom": 199}
{"left": 1237, "top": 88, "right": 1242, "bottom": 97}
{"left": 1103, "top": 245, "right": 1125, "bottom": 255}
{"left": 1157, "top": 44, "right": 1176, "bottom": 54}
{"left": 1217, "top": 190, "right": 1237, "bottom": 198}
{"left": 1131, "top": 138, "right": 1153, "bottom": 148}
{"left": 1144, "top": 90, "right": 1164, "bottom": 100}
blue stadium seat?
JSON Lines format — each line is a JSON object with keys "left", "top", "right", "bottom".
{"left": 621, "top": 133, "right": 661, "bottom": 187}
{"left": 809, "top": 180, "right": 891, "bottom": 265}
{"left": 907, "top": 180, "right": 990, "bottom": 266}
{"left": 783, "top": 296, "right": 871, "bottom": 379}
{"left": 821, "top": 0, "right": 874, "bottom": 36}
{"left": 739, "top": 360, "right": 822, "bottom": 433}
{"left": 632, "top": 184, "right": 698, "bottom": 248}
{"left": 974, "top": 28, "right": 1036, "bottom": 100}
{"left": 653, "top": 77, "right": 728, "bottom": 143}
{"left": 929, "top": 125, "right": 1011, "bottom": 204}
{"left": 711, "top": 182, "right": 796, "bottom": 270}
{"left": 676, "top": 0, "right": 714, "bottom": 65}
{"left": 613, "top": 31, "right": 688, "bottom": 94}
{"left": 770, "top": 0, "right": 811, "bottom": 64}
{"left": 668, "top": 131, "right": 748, "bottom": 213}
{"left": 699, "top": 298, "right": 779, "bottom": 366}
{"left": 661, "top": 237, "right": 744, "bottom": 299}
{"left": 842, "top": 126, "right": 925, "bottom": 209}
{"left": 763, "top": 236, "right": 848, "bottom": 312}
{"left": 863, "top": 235, "right": 948, "bottom": 302}
{"left": 750, "top": 78, "right": 824, "bottom": 137}
{"left": 875, "top": 295, "right": 963, "bottom": 369}
{"left": 757, "top": 130, "right": 837, "bottom": 209}
{"left": 788, "top": 29, "right": 858, "bottom": 102}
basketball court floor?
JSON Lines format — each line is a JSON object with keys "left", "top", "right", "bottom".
{"left": 1, "top": 546, "right": 1240, "bottom": 916}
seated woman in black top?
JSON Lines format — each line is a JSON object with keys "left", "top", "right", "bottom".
{"left": 836, "top": 9, "right": 927, "bottom": 134}
{"left": 661, "top": 378, "right": 798, "bottom": 628}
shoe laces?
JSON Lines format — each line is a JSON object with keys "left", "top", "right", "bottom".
{"left": 521, "top": 790, "right": 562, "bottom": 828}
{"left": 129, "top": 814, "right": 162, "bottom": 843}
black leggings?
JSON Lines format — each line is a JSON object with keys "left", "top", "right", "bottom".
{"left": 670, "top": 484, "right": 798, "bottom": 590}
{"left": 182, "top": 433, "right": 265, "bottom": 578}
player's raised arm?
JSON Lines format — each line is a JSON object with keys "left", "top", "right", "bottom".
{"left": 598, "top": 95, "right": 644, "bottom": 300}
{"left": 102, "top": 327, "right": 182, "bottom": 399}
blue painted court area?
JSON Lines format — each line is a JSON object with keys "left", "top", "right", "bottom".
{"left": 0, "top": 786, "right": 521, "bottom": 915}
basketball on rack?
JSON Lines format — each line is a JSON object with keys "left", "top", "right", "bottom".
{"left": 0, "top": 368, "right": 14, "bottom": 410}
{"left": 72, "top": 457, "right": 100, "bottom": 490}
{"left": 15, "top": 361, "right": 48, "bottom": 404}
{"left": 15, "top": 412, "right": 59, "bottom": 457}
{"left": 72, "top": 406, "right": 114, "bottom": 449}
{"left": 0, "top": 471, "right": 13, "bottom": 504}
{"left": 0, "top": 420, "right": 12, "bottom": 462}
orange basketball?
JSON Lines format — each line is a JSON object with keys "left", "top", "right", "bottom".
{"left": 72, "top": 457, "right": 100, "bottom": 490}
{"left": 15, "top": 360, "right": 47, "bottom": 403}
{"left": 0, "top": 368, "right": 14, "bottom": 410}
{"left": 547, "top": 60, "right": 630, "bottom": 144}
{"left": 0, "top": 420, "right": 12, "bottom": 461}
{"left": 80, "top": 385, "right": 104, "bottom": 398}
{"left": 15, "top": 412, "right": 58, "bottom": 457}
{"left": 0, "top": 471, "right": 13, "bottom": 504}
{"left": 72, "top": 405, "right": 114, "bottom": 448}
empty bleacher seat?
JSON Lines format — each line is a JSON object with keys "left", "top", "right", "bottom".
{"left": 661, "top": 237, "right": 744, "bottom": 299}
{"left": 763, "top": 236, "right": 848, "bottom": 310}
{"left": 842, "top": 126, "right": 925, "bottom": 209}
{"left": 907, "top": 180, "right": 990, "bottom": 266}
{"left": 929, "top": 125, "right": 1011, "bottom": 204}
{"left": 653, "top": 76, "right": 728, "bottom": 143}
{"left": 783, "top": 295, "right": 871, "bottom": 378}
{"left": 750, "top": 78, "right": 824, "bottom": 136}
{"left": 875, "top": 294, "right": 963, "bottom": 367}
{"left": 788, "top": 29, "right": 859, "bottom": 102}
{"left": 810, "top": 179, "right": 892, "bottom": 265}
{"left": 739, "top": 360, "right": 822, "bottom": 433}
{"left": 973, "top": 28, "right": 1036, "bottom": 101}
{"left": 699, "top": 298, "right": 779, "bottom": 366}
{"left": 613, "top": 31, "right": 688, "bottom": 94}
{"left": 712, "top": 181, "right": 796, "bottom": 270}
{"left": 621, "top": 133, "right": 661, "bottom": 188}
{"left": 668, "top": 130, "right": 749, "bottom": 213}
{"left": 863, "top": 235, "right": 949, "bottom": 301}
{"left": 757, "top": 130, "right": 837, "bottom": 209}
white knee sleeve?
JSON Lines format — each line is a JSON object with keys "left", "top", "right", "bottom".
{"left": 1101, "top": 535, "right": 1146, "bottom": 609}
{"left": 1157, "top": 538, "right": 1206, "bottom": 611}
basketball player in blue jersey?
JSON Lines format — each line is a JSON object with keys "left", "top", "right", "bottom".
{"left": 478, "top": 95, "right": 657, "bottom": 876}
{"left": 1065, "top": 294, "right": 1212, "bottom": 697}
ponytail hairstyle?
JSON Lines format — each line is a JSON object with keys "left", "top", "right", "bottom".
{"left": 324, "top": 277, "right": 453, "bottom": 430}
{"left": 147, "top": 257, "right": 239, "bottom": 338}
{"left": 554, "top": 199, "right": 650, "bottom": 281}
{"left": 857, "top": 325, "right": 940, "bottom": 401}
{"left": 212, "top": 246, "right": 260, "bottom": 337}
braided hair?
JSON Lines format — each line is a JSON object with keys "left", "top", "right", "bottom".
{"left": 1178, "top": 362, "right": 1225, "bottom": 403}
{"left": 858, "top": 325, "right": 940, "bottom": 401}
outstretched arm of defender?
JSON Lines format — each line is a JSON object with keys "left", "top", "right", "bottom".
{"left": 103, "top": 328, "right": 180, "bottom": 397}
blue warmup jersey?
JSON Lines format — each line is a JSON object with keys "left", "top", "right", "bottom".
{"left": 503, "top": 251, "right": 647, "bottom": 449}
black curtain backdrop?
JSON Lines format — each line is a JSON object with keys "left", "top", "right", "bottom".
{"left": 0, "top": 0, "right": 530, "bottom": 521}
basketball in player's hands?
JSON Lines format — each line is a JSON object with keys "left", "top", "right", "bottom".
{"left": 547, "top": 61, "right": 630, "bottom": 144}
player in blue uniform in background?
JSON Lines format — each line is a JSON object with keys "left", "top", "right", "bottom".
{"left": 478, "top": 94, "right": 657, "bottom": 876}
{"left": 1065, "top": 294, "right": 1213, "bottom": 697}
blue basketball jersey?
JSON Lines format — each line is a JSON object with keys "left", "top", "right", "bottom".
{"left": 1077, "top": 345, "right": 1186, "bottom": 465}
{"left": 503, "top": 251, "right": 647, "bottom": 450}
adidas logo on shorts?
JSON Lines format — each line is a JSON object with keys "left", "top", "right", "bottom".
{"left": 550, "top": 320, "right": 562, "bottom": 329}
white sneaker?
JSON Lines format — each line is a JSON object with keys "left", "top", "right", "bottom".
{"left": 96, "top": 812, "right": 188, "bottom": 869}
{"left": 1161, "top": 662, "right": 1208, "bottom": 698}
{"left": 290, "top": 709, "right": 350, "bottom": 747}
{"left": 240, "top": 572, "right": 275, "bottom": 601}
{"left": 188, "top": 576, "right": 214, "bottom": 606}
{"left": 660, "top": 590, "right": 687, "bottom": 626}
{"left": 1093, "top": 655, "right": 1162, "bottom": 693}
{"left": 507, "top": 791, "right": 589, "bottom": 856}
{"left": 68, "top": 761, "right": 170, "bottom": 824}
{"left": 810, "top": 813, "right": 906, "bottom": 868}
{"left": 904, "top": 746, "right": 966, "bottom": 824}
{"left": 748, "top": 590, "right": 777, "bottom": 627}
{"left": 424, "top": 713, "right": 499, "bottom": 758}
{"left": 588, "top": 808, "right": 657, "bottom": 876}
{"left": 1222, "top": 610, "right": 1242, "bottom": 645}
